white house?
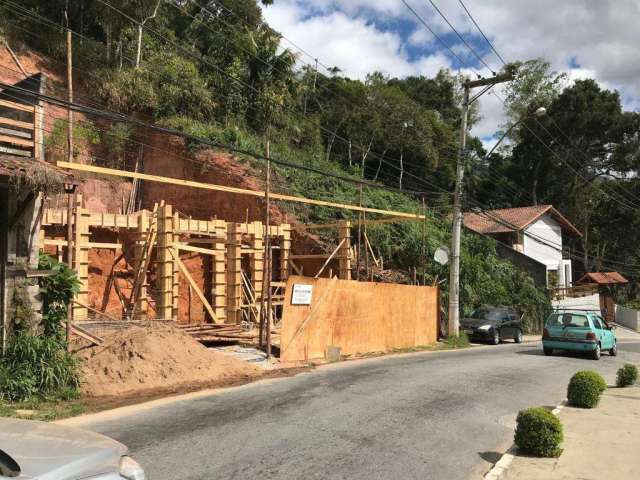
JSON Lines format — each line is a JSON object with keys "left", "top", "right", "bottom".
{"left": 463, "top": 205, "right": 582, "bottom": 288}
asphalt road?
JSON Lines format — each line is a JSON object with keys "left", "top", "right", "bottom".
{"left": 73, "top": 339, "right": 640, "bottom": 480}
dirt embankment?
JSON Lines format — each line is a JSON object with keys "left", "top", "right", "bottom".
{"left": 76, "top": 324, "right": 262, "bottom": 398}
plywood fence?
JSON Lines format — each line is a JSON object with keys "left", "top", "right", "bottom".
{"left": 280, "top": 275, "right": 439, "bottom": 361}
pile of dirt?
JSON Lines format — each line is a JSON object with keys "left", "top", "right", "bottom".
{"left": 76, "top": 324, "right": 261, "bottom": 397}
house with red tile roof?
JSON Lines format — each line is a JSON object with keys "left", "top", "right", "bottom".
{"left": 463, "top": 205, "right": 582, "bottom": 288}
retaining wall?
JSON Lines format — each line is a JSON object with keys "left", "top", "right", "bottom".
{"left": 615, "top": 304, "right": 640, "bottom": 332}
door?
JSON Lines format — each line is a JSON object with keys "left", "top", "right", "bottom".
{"left": 592, "top": 316, "right": 612, "bottom": 349}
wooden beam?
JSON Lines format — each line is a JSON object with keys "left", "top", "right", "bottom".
{"left": 72, "top": 299, "right": 120, "bottom": 323}
{"left": 56, "top": 161, "right": 426, "bottom": 220}
{"left": 62, "top": 321, "right": 104, "bottom": 346}
{"left": 0, "top": 116, "right": 34, "bottom": 130}
{"left": 170, "top": 250, "right": 220, "bottom": 324}
{"left": 43, "top": 239, "right": 122, "bottom": 249}
{"left": 298, "top": 217, "right": 420, "bottom": 230}
{"left": 174, "top": 242, "right": 224, "bottom": 257}
{"left": 0, "top": 99, "right": 35, "bottom": 112}
{"left": 0, "top": 133, "right": 33, "bottom": 147}
{"left": 315, "top": 239, "right": 345, "bottom": 279}
{"left": 290, "top": 253, "right": 330, "bottom": 259}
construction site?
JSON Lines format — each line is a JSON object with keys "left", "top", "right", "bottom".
{"left": 0, "top": 46, "right": 439, "bottom": 400}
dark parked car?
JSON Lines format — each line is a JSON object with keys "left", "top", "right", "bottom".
{"left": 460, "top": 306, "right": 523, "bottom": 345}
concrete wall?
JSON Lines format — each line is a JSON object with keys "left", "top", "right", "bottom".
{"left": 552, "top": 293, "right": 600, "bottom": 311}
{"left": 615, "top": 304, "right": 640, "bottom": 332}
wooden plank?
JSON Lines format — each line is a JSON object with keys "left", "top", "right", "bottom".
{"left": 170, "top": 250, "right": 221, "bottom": 324}
{"left": 290, "top": 254, "right": 330, "bottom": 259}
{"left": 72, "top": 299, "right": 120, "bottom": 323}
{"left": 315, "top": 239, "right": 345, "bottom": 279}
{"left": 56, "top": 161, "right": 426, "bottom": 220}
{"left": 0, "top": 133, "right": 34, "bottom": 147}
{"left": 0, "top": 116, "right": 34, "bottom": 130}
{"left": 175, "top": 242, "right": 224, "bottom": 257}
{"left": 43, "top": 239, "right": 122, "bottom": 249}
{"left": 0, "top": 99, "right": 35, "bottom": 112}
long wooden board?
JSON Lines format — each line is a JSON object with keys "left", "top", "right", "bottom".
{"left": 280, "top": 276, "right": 438, "bottom": 361}
{"left": 56, "top": 161, "right": 426, "bottom": 220}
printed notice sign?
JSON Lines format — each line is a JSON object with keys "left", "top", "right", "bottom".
{"left": 291, "top": 284, "right": 313, "bottom": 305}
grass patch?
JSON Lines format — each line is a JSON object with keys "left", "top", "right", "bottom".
{"left": 444, "top": 332, "right": 470, "bottom": 349}
{"left": 0, "top": 399, "right": 87, "bottom": 421}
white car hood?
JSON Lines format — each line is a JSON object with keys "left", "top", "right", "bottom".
{"left": 0, "top": 418, "right": 126, "bottom": 479}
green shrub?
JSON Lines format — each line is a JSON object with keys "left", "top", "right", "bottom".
{"left": 0, "top": 254, "right": 82, "bottom": 402}
{"left": 514, "top": 407, "right": 563, "bottom": 457}
{"left": 0, "top": 332, "right": 81, "bottom": 402}
{"left": 616, "top": 364, "right": 638, "bottom": 387}
{"left": 567, "top": 370, "right": 607, "bottom": 408}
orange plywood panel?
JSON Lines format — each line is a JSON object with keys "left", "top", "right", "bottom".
{"left": 280, "top": 276, "right": 438, "bottom": 361}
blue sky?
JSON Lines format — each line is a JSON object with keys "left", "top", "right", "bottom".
{"left": 263, "top": 0, "right": 640, "bottom": 148}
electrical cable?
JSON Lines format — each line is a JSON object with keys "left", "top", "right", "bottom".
{"left": 456, "top": 0, "right": 507, "bottom": 66}
{"left": 426, "top": 0, "right": 497, "bottom": 74}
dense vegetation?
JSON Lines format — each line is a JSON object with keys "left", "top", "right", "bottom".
{"left": 0, "top": 255, "right": 81, "bottom": 402}
{"left": 2, "top": 1, "right": 639, "bottom": 318}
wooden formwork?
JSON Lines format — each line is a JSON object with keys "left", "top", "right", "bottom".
{"left": 40, "top": 201, "right": 293, "bottom": 327}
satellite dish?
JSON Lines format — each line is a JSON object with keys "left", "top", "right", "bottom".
{"left": 434, "top": 246, "right": 450, "bottom": 266}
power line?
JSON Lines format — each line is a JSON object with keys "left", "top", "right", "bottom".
{"left": 457, "top": 0, "right": 507, "bottom": 66}
{"left": 401, "top": 0, "right": 483, "bottom": 77}
{"left": 426, "top": 0, "right": 496, "bottom": 74}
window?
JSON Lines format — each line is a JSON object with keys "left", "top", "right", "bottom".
{"left": 592, "top": 317, "right": 602, "bottom": 329}
{"left": 546, "top": 313, "right": 589, "bottom": 328}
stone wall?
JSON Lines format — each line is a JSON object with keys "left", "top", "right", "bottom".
{"left": 1, "top": 184, "right": 43, "bottom": 351}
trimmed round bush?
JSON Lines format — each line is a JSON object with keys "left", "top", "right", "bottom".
{"left": 567, "top": 370, "right": 607, "bottom": 408}
{"left": 616, "top": 364, "right": 639, "bottom": 387}
{"left": 514, "top": 407, "right": 563, "bottom": 457}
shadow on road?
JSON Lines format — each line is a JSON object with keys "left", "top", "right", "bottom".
{"left": 478, "top": 451, "right": 503, "bottom": 464}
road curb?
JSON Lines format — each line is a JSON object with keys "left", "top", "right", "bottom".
{"left": 483, "top": 399, "right": 567, "bottom": 480}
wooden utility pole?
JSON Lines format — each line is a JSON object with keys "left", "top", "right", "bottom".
{"left": 65, "top": 4, "right": 74, "bottom": 349}
{"left": 448, "top": 72, "right": 514, "bottom": 336}
{"left": 66, "top": 10, "right": 73, "bottom": 164}
{"left": 264, "top": 158, "right": 272, "bottom": 359}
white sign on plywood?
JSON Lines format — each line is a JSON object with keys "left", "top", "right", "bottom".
{"left": 291, "top": 284, "right": 313, "bottom": 305}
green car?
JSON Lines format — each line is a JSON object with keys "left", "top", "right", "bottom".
{"left": 542, "top": 309, "right": 617, "bottom": 360}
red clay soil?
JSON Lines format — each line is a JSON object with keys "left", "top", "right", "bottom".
{"left": 75, "top": 324, "right": 262, "bottom": 398}
{"left": 140, "top": 130, "right": 287, "bottom": 224}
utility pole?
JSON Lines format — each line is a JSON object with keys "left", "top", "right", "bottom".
{"left": 448, "top": 72, "right": 514, "bottom": 337}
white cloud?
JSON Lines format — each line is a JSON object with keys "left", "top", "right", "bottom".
{"left": 263, "top": 0, "right": 640, "bottom": 140}
{"left": 263, "top": 0, "right": 453, "bottom": 80}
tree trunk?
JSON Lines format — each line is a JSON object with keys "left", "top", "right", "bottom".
{"left": 105, "top": 22, "right": 111, "bottom": 63}
{"left": 135, "top": 25, "right": 143, "bottom": 68}
{"left": 373, "top": 149, "right": 387, "bottom": 181}
{"left": 399, "top": 147, "right": 404, "bottom": 190}
{"left": 531, "top": 160, "right": 542, "bottom": 205}
{"left": 361, "top": 138, "right": 373, "bottom": 172}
